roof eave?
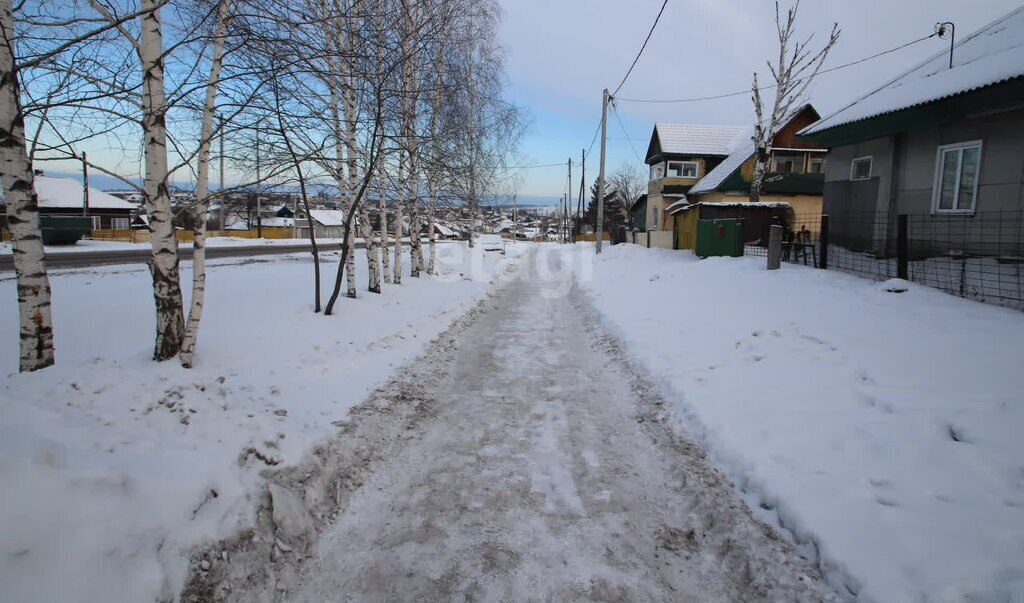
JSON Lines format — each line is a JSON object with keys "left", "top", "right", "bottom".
{"left": 800, "top": 77, "right": 1024, "bottom": 146}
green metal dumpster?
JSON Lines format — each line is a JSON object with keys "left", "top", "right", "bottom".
{"left": 695, "top": 218, "right": 743, "bottom": 258}
{"left": 39, "top": 215, "right": 92, "bottom": 245}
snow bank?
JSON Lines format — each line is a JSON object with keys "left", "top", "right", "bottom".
{"left": 581, "top": 244, "right": 1024, "bottom": 600}
{"left": 0, "top": 243, "right": 502, "bottom": 601}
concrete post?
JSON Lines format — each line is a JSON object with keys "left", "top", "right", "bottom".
{"left": 767, "top": 224, "right": 782, "bottom": 270}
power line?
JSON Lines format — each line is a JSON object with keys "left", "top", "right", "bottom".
{"left": 611, "top": 105, "right": 643, "bottom": 163}
{"left": 615, "top": 31, "right": 938, "bottom": 104}
{"left": 612, "top": 0, "right": 670, "bottom": 97}
{"left": 506, "top": 162, "right": 570, "bottom": 169}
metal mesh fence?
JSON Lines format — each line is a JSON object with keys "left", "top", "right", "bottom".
{"left": 745, "top": 210, "right": 1024, "bottom": 310}
{"left": 744, "top": 213, "right": 821, "bottom": 267}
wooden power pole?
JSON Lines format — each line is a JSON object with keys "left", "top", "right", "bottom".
{"left": 596, "top": 89, "right": 609, "bottom": 254}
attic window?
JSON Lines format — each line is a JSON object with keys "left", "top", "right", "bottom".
{"left": 667, "top": 161, "right": 699, "bottom": 178}
{"left": 850, "top": 156, "right": 872, "bottom": 181}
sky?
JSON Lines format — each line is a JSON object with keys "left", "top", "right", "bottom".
{"left": 498, "top": 0, "right": 1023, "bottom": 201}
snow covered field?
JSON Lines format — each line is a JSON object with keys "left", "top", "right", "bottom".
{"left": 0, "top": 244, "right": 504, "bottom": 601}
{"left": 581, "top": 244, "right": 1024, "bottom": 601}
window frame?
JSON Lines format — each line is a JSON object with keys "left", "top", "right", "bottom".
{"left": 850, "top": 156, "right": 873, "bottom": 181}
{"left": 666, "top": 160, "right": 699, "bottom": 179}
{"left": 932, "top": 140, "right": 983, "bottom": 214}
{"left": 808, "top": 157, "right": 825, "bottom": 174}
{"left": 649, "top": 162, "right": 664, "bottom": 181}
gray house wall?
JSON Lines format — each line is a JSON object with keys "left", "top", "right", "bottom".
{"left": 821, "top": 108, "right": 1024, "bottom": 256}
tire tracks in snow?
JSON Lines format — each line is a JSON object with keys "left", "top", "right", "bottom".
{"left": 181, "top": 247, "right": 842, "bottom": 602}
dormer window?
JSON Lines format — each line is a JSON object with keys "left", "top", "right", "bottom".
{"left": 667, "top": 161, "right": 699, "bottom": 178}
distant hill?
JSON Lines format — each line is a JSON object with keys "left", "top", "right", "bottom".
{"left": 41, "top": 171, "right": 567, "bottom": 207}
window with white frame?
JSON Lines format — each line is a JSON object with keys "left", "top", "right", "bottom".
{"left": 933, "top": 141, "right": 982, "bottom": 213}
{"left": 650, "top": 207, "right": 658, "bottom": 229}
{"left": 649, "top": 163, "right": 664, "bottom": 181}
{"left": 666, "top": 160, "right": 699, "bottom": 178}
{"left": 808, "top": 157, "right": 824, "bottom": 174}
{"left": 111, "top": 217, "right": 130, "bottom": 230}
{"left": 850, "top": 156, "right": 872, "bottom": 180}
{"left": 90, "top": 216, "right": 102, "bottom": 230}
{"left": 773, "top": 154, "right": 800, "bottom": 174}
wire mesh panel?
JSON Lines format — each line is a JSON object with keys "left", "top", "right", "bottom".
{"left": 904, "top": 210, "right": 1024, "bottom": 309}
{"left": 822, "top": 210, "right": 1024, "bottom": 311}
{"left": 742, "top": 211, "right": 821, "bottom": 261}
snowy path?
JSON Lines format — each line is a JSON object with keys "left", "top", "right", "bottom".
{"left": 233, "top": 248, "right": 837, "bottom": 601}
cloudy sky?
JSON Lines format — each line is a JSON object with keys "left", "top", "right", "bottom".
{"left": 498, "top": 0, "right": 1022, "bottom": 201}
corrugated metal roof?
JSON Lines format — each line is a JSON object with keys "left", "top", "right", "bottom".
{"left": 652, "top": 124, "right": 746, "bottom": 157}
{"left": 802, "top": 5, "right": 1024, "bottom": 135}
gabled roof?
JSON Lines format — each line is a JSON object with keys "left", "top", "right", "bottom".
{"left": 646, "top": 124, "right": 746, "bottom": 161}
{"left": 801, "top": 6, "right": 1024, "bottom": 136}
{"left": 307, "top": 209, "right": 346, "bottom": 226}
{"left": 690, "top": 104, "right": 819, "bottom": 195}
{"left": 687, "top": 127, "right": 756, "bottom": 195}
{"left": 33, "top": 175, "right": 137, "bottom": 210}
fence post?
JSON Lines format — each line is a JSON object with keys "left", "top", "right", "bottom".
{"left": 818, "top": 214, "right": 829, "bottom": 269}
{"left": 767, "top": 225, "right": 782, "bottom": 270}
{"left": 897, "top": 213, "right": 908, "bottom": 280}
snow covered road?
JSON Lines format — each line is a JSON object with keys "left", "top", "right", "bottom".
{"left": 218, "top": 247, "right": 837, "bottom": 601}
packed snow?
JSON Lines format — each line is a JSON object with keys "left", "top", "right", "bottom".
{"left": 581, "top": 243, "right": 1024, "bottom": 600}
{"left": 0, "top": 244, "right": 504, "bottom": 601}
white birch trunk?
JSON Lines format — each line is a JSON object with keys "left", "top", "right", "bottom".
{"left": 379, "top": 158, "right": 390, "bottom": 284}
{"left": 0, "top": 0, "right": 55, "bottom": 372}
{"left": 343, "top": 1, "right": 375, "bottom": 293}
{"left": 393, "top": 158, "right": 403, "bottom": 285}
{"left": 140, "top": 0, "right": 185, "bottom": 361}
{"left": 426, "top": 33, "right": 443, "bottom": 275}
{"left": 180, "top": 0, "right": 230, "bottom": 368}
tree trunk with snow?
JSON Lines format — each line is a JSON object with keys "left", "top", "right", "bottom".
{"left": 180, "top": 0, "right": 231, "bottom": 368}
{"left": 426, "top": 31, "right": 443, "bottom": 275}
{"left": 0, "top": 0, "right": 55, "bottom": 372}
{"left": 140, "top": 0, "right": 185, "bottom": 361}
{"left": 344, "top": 1, "right": 376, "bottom": 293}
{"left": 393, "top": 164, "right": 403, "bottom": 285}
{"left": 379, "top": 158, "right": 390, "bottom": 284}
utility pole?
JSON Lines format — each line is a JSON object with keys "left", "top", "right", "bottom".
{"left": 576, "top": 148, "right": 584, "bottom": 243}
{"left": 596, "top": 89, "right": 609, "bottom": 254}
{"left": 567, "top": 157, "right": 572, "bottom": 243}
{"left": 513, "top": 193, "right": 517, "bottom": 243}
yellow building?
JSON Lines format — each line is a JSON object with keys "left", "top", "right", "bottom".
{"left": 637, "top": 123, "right": 748, "bottom": 238}
{"left": 685, "top": 105, "right": 827, "bottom": 232}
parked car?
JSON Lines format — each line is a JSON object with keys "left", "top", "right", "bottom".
{"left": 476, "top": 234, "right": 506, "bottom": 253}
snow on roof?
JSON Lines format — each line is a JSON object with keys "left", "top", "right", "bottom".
{"left": 33, "top": 175, "right": 137, "bottom": 210}
{"left": 665, "top": 198, "right": 690, "bottom": 213}
{"left": 802, "top": 6, "right": 1024, "bottom": 135}
{"left": 668, "top": 200, "right": 791, "bottom": 215}
{"left": 259, "top": 217, "right": 294, "bottom": 227}
{"left": 307, "top": 209, "right": 346, "bottom": 226}
{"left": 688, "top": 126, "right": 755, "bottom": 195}
{"left": 652, "top": 124, "right": 746, "bottom": 157}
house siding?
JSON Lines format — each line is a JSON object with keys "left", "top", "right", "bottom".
{"left": 822, "top": 108, "right": 1024, "bottom": 255}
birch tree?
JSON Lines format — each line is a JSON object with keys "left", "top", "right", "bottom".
{"left": 0, "top": 0, "right": 53, "bottom": 372}
{"left": 749, "top": 0, "right": 838, "bottom": 203}
{"left": 179, "top": 0, "right": 232, "bottom": 368}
